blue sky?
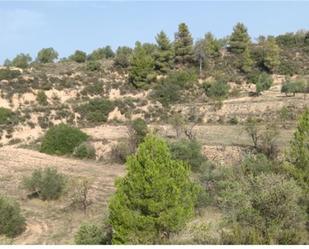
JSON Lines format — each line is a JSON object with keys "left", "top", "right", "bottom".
{"left": 1, "top": 1, "right": 308, "bottom": 63}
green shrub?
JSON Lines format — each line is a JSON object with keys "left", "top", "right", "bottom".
{"left": 36, "top": 90, "right": 48, "bottom": 105}
{"left": 203, "top": 79, "right": 230, "bottom": 99}
{"left": 86, "top": 61, "right": 101, "bottom": 71}
{"left": 23, "top": 167, "right": 66, "bottom": 200}
{"left": 255, "top": 73, "right": 273, "bottom": 94}
{"left": 36, "top": 47, "right": 58, "bottom": 63}
{"left": 11, "top": 53, "right": 32, "bottom": 68}
{"left": 241, "top": 153, "right": 274, "bottom": 176}
{"left": 75, "top": 221, "right": 112, "bottom": 245}
{"left": 110, "top": 142, "right": 132, "bottom": 163}
{"left": 40, "top": 124, "right": 89, "bottom": 155}
{"left": 75, "top": 223, "right": 104, "bottom": 245}
{"left": 73, "top": 142, "right": 96, "bottom": 159}
{"left": 0, "top": 196, "right": 26, "bottom": 238}
{"left": 281, "top": 79, "right": 307, "bottom": 95}
{"left": 169, "top": 139, "right": 207, "bottom": 172}
{"left": 0, "top": 68, "right": 21, "bottom": 81}
{"left": 76, "top": 98, "right": 114, "bottom": 124}
{"left": 0, "top": 107, "right": 14, "bottom": 125}
{"left": 128, "top": 118, "right": 148, "bottom": 146}
{"left": 81, "top": 82, "right": 103, "bottom": 96}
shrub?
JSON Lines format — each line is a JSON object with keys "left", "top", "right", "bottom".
{"left": 110, "top": 142, "right": 132, "bottom": 163}
{"left": 220, "top": 173, "right": 306, "bottom": 244}
{"left": 0, "top": 196, "right": 26, "bottom": 238}
{"left": 169, "top": 139, "right": 207, "bottom": 172}
{"left": 73, "top": 142, "right": 96, "bottom": 159}
{"left": 76, "top": 98, "right": 114, "bottom": 124}
{"left": 114, "top": 46, "right": 133, "bottom": 68}
{"left": 81, "top": 82, "right": 103, "bottom": 96}
{"left": 255, "top": 73, "right": 273, "bottom": 94}
{"left": 0, "top": 68, "right": 21, "bottom": 81}
{"left": 86, "top": 61, "right": 101, "bottom": 71}
{"left": 0, "top": 107, "right": 14, "bottom": 125}
{"left": 36, "top": 90, "right": 48, "bottom": 105}
{"left": 23, "top": 167, "right": 66, "bottom": 200}
{"left": 40, "top": 124, "right": 89, "bottom": 155}
{"left": 281, "top": 79, "right": 307, "bottom": 96}
{"left": 241, "top": 153, "right": 274, "bottom": 176}
{"left": 128, "top": 118, "right": 148, "bottom": 146}
{"left": 75, "top": 221, "right": 112, "bottom": 245}
{"left": 203, "top": 79, "right": 229, "bottom": 99}
{"left": 109, "top": 135, "right": 199, "bottom": 244}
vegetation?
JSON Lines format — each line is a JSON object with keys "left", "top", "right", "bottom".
{"left": 0, "top": 107, "right": 14, "bottom": 125}
{"left": 76, "top": 98, "right": 114, "bottom": 124}
{"left": 73, "top": 142, "right": 96, "bottom": 159}
{"left": 108, "top": 135, "right": 199, "bottom": 244}
{"left": 23, "top": 167, "right": 66, "bottom": 200}
{"left": 36, "top": 48, "right": 59, "bottom": 63}
{"left": 0, "top": 196, "right": 26, "bottom": 238}
{"left": 36, "top": 90, "right": 48, "bottom": 105}
{"left": 70, "top": 50, "right": 87, "bottom": 63}
{"left": 40, "top": 124, "right": 89, "bottom": 155}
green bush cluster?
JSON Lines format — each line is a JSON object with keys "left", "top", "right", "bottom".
{"left": 76, "top": 98, "right": 114, "bottom": 124}
{"left": 36, "top": 90, "right": 48, "bottom": 105}
{"left": 23, "top": 167, "right": 66, "bottom": 200}
{"left": 203, "top": 79, "right": 230, "bottom": 99}
{"left": 0, "top": 107, "right": 14, "bottom": 125}
{"left": 40, "top": 124, "right": 89, "bottom": 155}
{"left": 0, "top": 68, "right": 21, "bottom": 81}
{"left": 281, "top": 79, "right": 308, "bottom": 96}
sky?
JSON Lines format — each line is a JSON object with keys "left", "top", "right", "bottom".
{"left": 1, "top": 1, "right": 308, "bottom": 63}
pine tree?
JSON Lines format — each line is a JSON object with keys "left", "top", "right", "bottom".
{"left": 241, "top": 47, "right": 253, "bottom": 73}
{"left": 174, "top": 23, "right": 194, "bottom": 66}
{"left": 154, "top": 31, "right": 173, "bottom": 73}
{"left": 108, "top": 135, "right": 199, "bottom": 244}
{"left": 204, "top": 32, "right": 221, "bottom": 58}
{"left": 228, "top": 23, "right": 251, "bottom": 54}
{"left": 263, "top": 36, "right": 280, "bottom": 73}
{"left": 128, "top": 42, "right": 155, "bottom": 88}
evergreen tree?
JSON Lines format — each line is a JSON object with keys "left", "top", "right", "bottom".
{"left": 108, "top": 135, "right": 199, "bottom": 244}
{"left": 128, "top": 42, "right": 155, "bottom": 88}
{"left": 228, "top": 23, "right": 251, "bottom": 54}
{"left": 263, "top": 36, "right": 280, "bottom": 73}
{"left": 154, "top": 31, "right": 173, "bottom": 73}
{"left": 36, "top": 48, "right": 59, "bottom": 63}
{"left": 174, "top": 23, "right": 194, "bottom": 66}
{"left": 241, "top": 47, "right": 253, "bottom": 73}
{"left": 204, "top": 32, "right": 221, "bottom": 58}
{"left": 114, "top": 46, "right": 133, "bottom": 68}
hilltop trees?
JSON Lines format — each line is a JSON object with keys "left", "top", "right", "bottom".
{"left": 261, "top": 37, "right": 281, "bottom": 72}
{"left": 114, "top": 46, "right": 133, "bottom": 68}
{"left": 174, "top": 23, "right": 194, "bottom": 66}
{"left": 88, "top": 46, "right": 115, "bottom": 60}
{"left": 108, "top": 135, "right": 199, "bottom": 244}
{"left": 154, "top": 31, "right": 173, "bottom": 73}
{"left": 10, "top": 53, "right": 32, "bottom": 68}
{"left": 228, "top": 23, "right": 251, "bottom": 54}
{"left": 37, "top": 48, "right": 59, "bottom": 63}
{"left": 128, "top": 42, "right": 155, "bottom": 88}
{"left": 70, "top": 50, "right": 87, "bottom": 63}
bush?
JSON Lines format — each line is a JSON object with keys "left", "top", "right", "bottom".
{"left": 255, "top": 73, "right": 273, "bottom": 94}
{"left": 0, "top": 107, "right": 14, "bottom": 125}
{"left": 203, "top": 79, "right": 230, "bottom": 99}
{"left": 81, "top": 82, "right": 103, "bottom": 96}
{"left": 86, "top": 61, "right": 101, "bottom": 71}
{"left": 75, "top": 223, "right": 104, "bottom": 245}
{"left": 23, "top": 167, "right": 66, "bottom": 200}
{"left": 281, "top": 79, "right": 307, "bottom": 96}
{"left": 241, "top": 153, "right": 274, "bottom": 176}
{"left": 219, "top": 173, "right": 306, "bottom": 244}
{"left": 76, "top": 98, "right": 114, "bottom": 124}
{"left": 40, "top": 124, "right": 89, "bottom": 155}
{"left": 75, "top": 221, "right": 112, "bottom": 245}
{"left": 0, "top": 68, "right": 21, "bottom": 81}
{"left": 36, "top": 90, "right": 48, "bottom": 105}
{"left": 169, "top": 139, "right": 207, "bottom": 172}
{"left": 110, "top": 142, "right": 132, "bottom": 163}
{"left": 73, "top": 142, "right": 96, "bottom": 159}
{"left": 0, "top": 196, "right": 26, "bottom": 238}
{"left": 11, "top": 53, "right": 32, "bottom": 68}
{"left": 114, "top": 46, "right": 133, "bottom": 68}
